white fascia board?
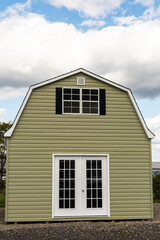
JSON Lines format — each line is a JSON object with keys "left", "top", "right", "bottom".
{"left": 127, "top": 90, "right": 154, "bottom": 139}
{"left": 4, "top": 68, "right": 155, "bottom": 138}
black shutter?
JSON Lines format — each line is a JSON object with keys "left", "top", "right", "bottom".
{"left": 56, "top": 88, "right": 62, "bottom": 114}
{"left": 99, "top": 89, "right": 106, "bottom": 115}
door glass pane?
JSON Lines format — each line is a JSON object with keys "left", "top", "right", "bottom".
{"left": 59, "top": 160, "right": 75, "bottom": 209}
{"left": 86, "top": 160, "right": 102, "bottom": 209}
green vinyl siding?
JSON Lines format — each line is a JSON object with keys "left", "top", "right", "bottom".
{"left": 5, "top": 73, "right": 153, "bottom": 222}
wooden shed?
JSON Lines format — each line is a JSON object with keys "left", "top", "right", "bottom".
{"left": 4, "top": 68, "right": 154, "bottom": 222}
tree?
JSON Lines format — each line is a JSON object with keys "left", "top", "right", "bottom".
{"left": 153, "top": 173, "right": 160, "bottom": 200}
{"left": 0, "top": 122, "right": 12, "bottom": 181}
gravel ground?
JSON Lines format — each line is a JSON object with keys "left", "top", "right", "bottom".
{"left": 0, "top": 204, "right": 160, "bottom": 240}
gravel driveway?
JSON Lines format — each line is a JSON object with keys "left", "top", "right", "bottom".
{"left": 0, "top": 204, "right": 160, "bottom": 240}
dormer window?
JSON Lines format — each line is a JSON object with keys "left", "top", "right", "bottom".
{"left": 56, "top": 88, "right": 106, "bottom": 115}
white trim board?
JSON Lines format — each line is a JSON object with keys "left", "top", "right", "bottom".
{"left": 4, "top": 68, "right": 154, "bottom": 138}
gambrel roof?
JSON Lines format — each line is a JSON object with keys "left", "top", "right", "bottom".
{"left": 5, "top": 68, "right": 154, "bottom": 138}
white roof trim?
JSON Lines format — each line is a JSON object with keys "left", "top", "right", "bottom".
{"left": 4, "top": 68, "right": 154, "bottom": 138}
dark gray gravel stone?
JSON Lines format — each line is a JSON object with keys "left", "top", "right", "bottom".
{"left": 0, "top": 204, "right": 160, "bottom": 240}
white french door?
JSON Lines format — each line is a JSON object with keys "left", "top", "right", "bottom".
{"left": 53, "top": 155, "right": 109, "bottom": 218}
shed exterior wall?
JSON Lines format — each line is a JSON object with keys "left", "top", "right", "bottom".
{"left": 5, "top": 73, "right": 153, "bottom": 222}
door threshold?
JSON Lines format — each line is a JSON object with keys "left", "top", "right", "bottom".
{"left": 54, "top": 215, "right": 109, "bottom": 219}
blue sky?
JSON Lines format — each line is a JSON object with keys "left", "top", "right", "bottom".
{"left": 0, "top": 0, "right": 160, "bottom": 161}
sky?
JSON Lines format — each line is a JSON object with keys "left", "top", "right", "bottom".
{"left": 0, "top": 0, "right": 160, "bottom": 161}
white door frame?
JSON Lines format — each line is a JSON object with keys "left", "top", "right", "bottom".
{"left": 52, "top": 154, "right": 110, "bottom": 218}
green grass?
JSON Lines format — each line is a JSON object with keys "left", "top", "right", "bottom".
{"left": 0, "top": 190, "right": 5, "bottom": 207}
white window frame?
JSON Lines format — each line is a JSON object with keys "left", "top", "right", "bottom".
{"left": 62, "top": 88, "right": 99, "bottom": 115}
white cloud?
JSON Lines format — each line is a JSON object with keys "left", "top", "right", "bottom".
{"left": 0, "top": 109, "right": 6, "bottom": 122}
{"left": 0, "top": 3, "right": 160, "bottom": 98}
{"left": 134, "top": 0, "right": 155, "bottom": 7}
{"left": 0, "top": 0, "right": 31, "bottom": 18}
{"left": 114, "top": 5, "right": 160, "bottom": 26}
{"left": 0, "top": 87, "right": 27, "bottom": 100}
{"left": 146, "top": 115, "right": 160, "bottom": 162}
{"left": 113, "top": 15, "right": 137, "bottom": 25}
{"left": 80, "top": 20, "right": 105, "bottom": 28}
{"left": 46, "top": 0, "right": 124, "bottom": 18}
{"left": 142, "top": 6, "right": 160, "bottom": 20}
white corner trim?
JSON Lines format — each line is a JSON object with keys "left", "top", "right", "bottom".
{"left": 4, "top": 68, "right": 154, "bottom": 139}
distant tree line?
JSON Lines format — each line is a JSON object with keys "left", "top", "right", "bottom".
{"left": 153, "top": 173, "right": 160, "bottom": 200}
{"left": 0, "top": 122, "right": 12, "bottom": 182}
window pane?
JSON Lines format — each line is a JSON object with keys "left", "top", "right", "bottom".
{"left": 59, "top": 180, "right": 64, "bottom": 188}
{"left": 87, "top": 190, "right": 91, "bottom": 198}
{"left": 92, "top": 170, "right": 96, "bottom": 178}
{"left": 97, "top": 170, "right": 102, "bottom": 178}
{"left": 64, "top": 102, "right": 71, "bottom": 107}
{"left": 98, "top": 180, "right": 102, "bottom": 188}
{"left": 92, "top": 199, "right": 97, "bottom": 208}
{"left": 72, "top": 102, "right": 79, "bottom": 107}
{"left": 87, "top": 199, "right": 91, "bottom": 208}
{"left": 65, "top": 160, "right": 69, "bottom": 169}
{"left": 70, "top": 160, "right": 75, "bottom": 169}
{"left": 64, "top": 107, "right": 71, "bottom": 113}
{"left": 98, "top": 189, "right": 102, "bottom": 198}
{"left": 92, "top": 189, "right": 97, "bottom": 198}
{"left": 65, "top": 190, "right": 69, "bottom": 198}
{"left": 83, "top": 102, "right": 90, "bottom": 108}
{"left": 98, "top": 199, "right": 102, "bottom": 208}
{"left": 59, "top": 160, "right": 64, "bottom": 169}
{"left": 82, "top": 107, "right": 90, "bottom": 113}
{"left": 59, "top": 200, "right": 64, "bottom": 208}
{"left": 87, "top": 160, "right": 91, "bottom": 169}
{"left": 87, "top": 180, "right": 91, "bottom": 188}
{"left": 65, "top": 180, "right": 69, "bottom": 188}
{"left": 91, "top": 89, "right": 98, "bottom": 95}
{"left": 72, "top": 95, "right": 80, "bottom": 100}
{"left": 70, "top": 200, "right": 75, "bottom": 208}
{"left": 91, "top": 95, "right": 98, "bottom": 101}
{"left": 59, "top": 190, "right": 64, "bottom": 198}
{"left": 97, "top": 160, "right": 101, "bottom": 169}
{"left": 64, "top": 95, "right": 71, "bottom": 100}
{"left": 70, "top": 190, "right": 75, "bottom": 198}
{"left": 82, "top": 95, "right": 90, "bottom": 101}
{"left": 70, "top": 170, "right": 75, "bottom": 178}
{"left": 72, "top": 89, "right": 80, "bottom": 94}
{"left": 92, "top": 160, "right": 96, "bottom": 168}
{"left": 92, "top": 180, "right": 96, "bottom": 188}
{"left": 91, "top": 108, "right": 98, "bottom": 114}
{"left": 82, "top": 89, "right": 89, "bottom": 94}
{"left": 64, "top": 89, "right": 71, "bottom": 94}
{"left": 70, "top": 180, "right": 75, "bottom": 188}
{"left": 65, "top": 170, "right": 69, "bottom": 178}
{"left": 87, "top": 170, "right": 91, "bottom": 178}
{"left": 65, "top": 200, "right": 69, "bottom": 208}
{"left": 91, "top": 102, "right": 98, "bottom": 108}
{"left": 59, "top": 170, "right": 64, "bottom": 179}
{"left": 72, "top": 108, "right": 79, "bottom": 113}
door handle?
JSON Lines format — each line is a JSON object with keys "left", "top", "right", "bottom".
{"left": 82, "top": 190, "right": 85, "bottom": 192}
